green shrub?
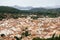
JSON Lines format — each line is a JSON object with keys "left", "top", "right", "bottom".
{"left": 32, "top": 34, "right": 60, "bottom": 40}
{"left": 21, "top": 31, "right": 30, "bottom": 37}
{"left": 32, "top": 37, "right": 42, "bottom": 40}
{"left": 0, "top": 34, "right": 5, "bottom": 37}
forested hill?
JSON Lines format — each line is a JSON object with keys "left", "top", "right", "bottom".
{"left": 0, "top": 6, "right": 60, "bottom": 20}
{"left": 0, "top": 6, "right": 21, "bottom": 13}
{"left": 29, "top": 8, "right": 60, "bottom": 13}
{"left": 0, "top": 6, "right": 60, "bottom": 14}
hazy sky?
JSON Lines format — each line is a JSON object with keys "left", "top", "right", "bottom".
{"left": 0, "top": 0, "right": 60, "bottom": 7}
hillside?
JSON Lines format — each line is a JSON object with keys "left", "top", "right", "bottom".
{"left": 0, "top": 6, "right": 21, "bottom": 13}
{"left": 29, "top": 7, "right": 60, "bottom": 12}
{"left": 0, "top": 6, "right": 30, "bottom": 20}
{"left": 0, "top": 6, "right": 60, "bottom": 20}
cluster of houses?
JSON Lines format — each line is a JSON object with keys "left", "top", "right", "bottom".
{"left": 0, "top": 17, "right": 60, "bottom": 40}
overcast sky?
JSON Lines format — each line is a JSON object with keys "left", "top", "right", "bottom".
{"left": 0, "top": 0, "right": 60, "bottom": 7}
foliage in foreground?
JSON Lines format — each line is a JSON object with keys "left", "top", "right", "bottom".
{"left": 32, "top": 34, "right": 60, "bottom": 40}
{"left": 0, "top": 33, "right": 60, "bottom": 40}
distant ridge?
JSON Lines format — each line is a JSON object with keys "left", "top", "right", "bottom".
{"left": 12, "top": 5, "right": 60, "bottom": 10}
{"left": 13, "top": 5, "right": 33, "bottom": 10}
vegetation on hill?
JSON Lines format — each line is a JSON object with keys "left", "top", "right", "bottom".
{"left": 0, "top": 6, "right": 21, "bottom": 13}
{"left": 0, "top": 6, "right": 60, "bottom": 20}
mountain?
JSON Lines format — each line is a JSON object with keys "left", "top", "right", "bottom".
{"left": 0, "top": 6, "right": 20, "bottom": 13}
{"left": 30, "top": 7, "right": 60, "bottom": 13}
{"left": 29, "top": 8, "right": 47, "bottom": 12}
{"left": 0, "top": 6, "right": 60, "bottom": 18}
{"left": 13, "top": 5, "right": 33, "bottom": 10}
{"left": 12, "top": 5, "right": 60, "bottom": 10}
{"left": 0, "top": 6, "right": 60, "bottom": 13}
{"left": 12, "top": 5, "right": 60, "bottom": 13}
